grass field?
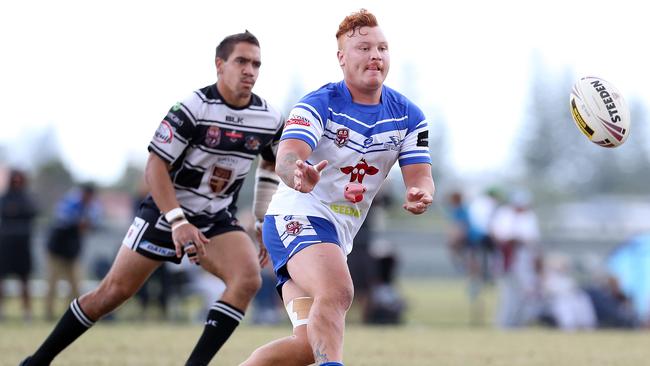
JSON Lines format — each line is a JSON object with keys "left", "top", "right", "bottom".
{"left": 2, "top": 279, "right": 649, "bottom": 365}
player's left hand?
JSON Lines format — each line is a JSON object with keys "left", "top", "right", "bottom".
{"left": 403, "top": 187, "right": 433, "bottom": 215}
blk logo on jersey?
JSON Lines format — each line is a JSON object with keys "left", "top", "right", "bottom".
{"left": 226, "top": 115, "right": 244, "bottom": 124}
{"left": 340, "top": 158, "right": 379, "bottom": 183}
{"left": 285, "top": 221, "right": 303, "bottom": 235}
{"left": 154, "top": 121, "right": 173, "bottom": 144}
{"left": 204, "top": 126, "right": 221, "bottom": 147}
{"left": 335, "top": 128, "right": 350, "bottom": 147}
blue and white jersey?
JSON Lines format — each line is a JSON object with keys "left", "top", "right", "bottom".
{"left": 266, "top": 81, "right": 431, "bottom": 254}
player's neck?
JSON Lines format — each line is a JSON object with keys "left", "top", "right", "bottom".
{"left": 345, "top": 81, "right": 381, "bottom": 105}
{"left": 216, "top": 82, "right": 250, "bottom": 108}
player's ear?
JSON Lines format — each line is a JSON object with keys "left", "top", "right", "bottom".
{"left": 337, "top": 50, "right": 344, "bottom": 67}
{"left": 215, "top": 57, "right": 224, "bottom": 75}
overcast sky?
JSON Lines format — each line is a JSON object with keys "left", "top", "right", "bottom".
{"left": 1, "top": 0, "right": 648, "bottom": 184}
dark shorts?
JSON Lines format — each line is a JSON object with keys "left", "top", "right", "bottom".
{"left": 0, "top": 234, "right": 32, "bottom": 278}
{"left": 121, "top": 203, "right": 244, "bottom": 264}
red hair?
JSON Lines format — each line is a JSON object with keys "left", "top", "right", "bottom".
{"left": 336, "top": 9, "right": 378, "bottom": 42}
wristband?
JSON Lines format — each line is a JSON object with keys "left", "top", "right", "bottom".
{"left": 171, "top": 219, "right": 189, "bottom": 232}
{"left": 165, "top": 207, "right": 185, "bottom": 223}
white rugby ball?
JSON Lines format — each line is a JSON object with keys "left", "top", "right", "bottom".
{"left": 569, "top": 76, "right": 630, "bottom": 148}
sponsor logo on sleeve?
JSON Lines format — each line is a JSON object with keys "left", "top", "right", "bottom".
{"left": 171, "top": 102, "right": 181, "bottom": 112}
{"left": 285, "top": 115, "right": 311, "bottom": 127}
{"left": 416, "top": 130, "right": 429, "bottom": 147}
{"left": 154, "top": 121, "right": 173, "bottom": 144}
{"left": 166, "top": 112, "right": 184, "bottom": 127}
{"left": 204, "top": 126, "right": 221, "bottom": 147}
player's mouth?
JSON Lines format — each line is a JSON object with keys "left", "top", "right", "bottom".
{"left": 366, "top": 63, "right": 382, "bottom": 72}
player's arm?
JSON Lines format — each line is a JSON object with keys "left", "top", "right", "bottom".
{"left": 400, "top": 163, "right": 435, "bottom": 215}
{"left": 275, "top": 139, "right": 327, "bottom": 193}
{"left": 145, "top": 152, "right": 208, "bottom": 259}
{"left": 252, "top": 158, "right": 279, "bottom": 267}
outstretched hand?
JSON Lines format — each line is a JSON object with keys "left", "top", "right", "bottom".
{"left": 403, "top": 187, "right": 433, "bottom": 215}
{"left": 293, "top": 160, "right": 328, "bottom": 193}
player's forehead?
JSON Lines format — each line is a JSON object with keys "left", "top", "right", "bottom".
{"left": 342, "top": 26, "right": 387, "bottom": 47}
{"left": 228, "top": 42, "right": 261, "bottom": 61}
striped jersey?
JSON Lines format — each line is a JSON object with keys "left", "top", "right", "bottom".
{"left": 147, "top": 84, "right": 283, "bottom": 223}
{"left": 266, "top": 81, "right": 431, "bottom": 254}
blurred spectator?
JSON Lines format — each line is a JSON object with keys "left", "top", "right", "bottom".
{"left": 583, "top": 273, "right": 638, "bottom": 328}
{"left": 491, "top": 189, "right": 543, "bottom": 328}
{"left": 540, "top": 253, "right": 596, "bottom": 330}
{"left": 44, "top": 183, "right": 101, "bottom": 320}
{"left": 366, "top": 239, "right": 406, "bottom": 324}
{"left": 444, "top": 190, "right": 486, "bottom": 325}
{"left": 0, "top": 169, "right": 38, "bottom": 321}
{"left": 468, "top": 187, "right": 502, "bottom": 282}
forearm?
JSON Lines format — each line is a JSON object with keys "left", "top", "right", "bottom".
{"left": 275, "top": 139, "right": 312, "bottom": 188}
{"left": 275, "top": 150, "right": 301, "bottom": 187}
{"left": 253, "top": 159, "right": 280, "bottom": 221}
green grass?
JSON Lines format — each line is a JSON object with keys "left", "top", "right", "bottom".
{"left": 2, "top": 279, "right": 649, "bottom": 365}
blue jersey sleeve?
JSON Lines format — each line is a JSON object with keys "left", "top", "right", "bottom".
{"left": 398, "top": 103, "right": 431, "bottom": 167}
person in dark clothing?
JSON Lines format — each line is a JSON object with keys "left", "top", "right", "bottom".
{"left": 0, "top": 169, "right": 38, "bottom": 321}
{"left": 44, "top": 183, "right": 100, "bottom": 320}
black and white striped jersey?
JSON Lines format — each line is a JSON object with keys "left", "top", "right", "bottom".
{"left": 146, "top": 84, "right": 283, "bottom": 222}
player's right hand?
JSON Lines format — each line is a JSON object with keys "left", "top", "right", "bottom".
{"left": 172, "top": 222, "right": 209, "bottom": 261}
{"left": 293, "top": 159, "right": 328, "bottom": 193}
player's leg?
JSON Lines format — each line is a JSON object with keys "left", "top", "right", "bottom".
{"left": 185, "top": 230, "right": 262, "bottom": 366}
{"left": 286, "top": 243, "right": 354, "bottom": 365}
{"left": 239, "top": 280, "right": 314, "bottom": 366}
{"left": 23, "top": 246, "right": 161, "bottom": 366}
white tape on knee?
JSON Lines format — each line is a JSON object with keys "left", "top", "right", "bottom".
{"left": 286, "top": 296, "right": 313, "bottom": 328}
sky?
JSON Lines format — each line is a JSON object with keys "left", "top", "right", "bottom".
{"left": 1, "top": 0, "right": 649, "bottom": 184}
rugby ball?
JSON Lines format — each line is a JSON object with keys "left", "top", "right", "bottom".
{"left": 569, "top": 76, "right": 630, "bottom": 148}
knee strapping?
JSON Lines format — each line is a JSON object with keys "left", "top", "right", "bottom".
{"left": 286, "top": 296, "right": 313, "bottom": 328}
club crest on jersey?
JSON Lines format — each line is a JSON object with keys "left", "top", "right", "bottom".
{"left": 285, "top": 221, "right": 303, "bottom": 236}
{"left": 154, "top": 120, "right": 173, "bottom": 144}
{"left": 245, "top": 135, "right": 261, "bottom": 151}
{"left": 340, "top": 158, "right": 379, "bottom": 183}
{"left": 335, "top": 128, "right": 350, "bottom": 147}
{"left": 383, "top": 136, "right": 401, "bottom": 151}
{"left": 204, "top": 126, "right": 221, "bottom": 147}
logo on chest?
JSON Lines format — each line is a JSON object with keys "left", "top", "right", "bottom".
{"left": 204, "top": 126, "right": 221, "bottom": 147}
{"left": 335, "top": 128, "right": 350, "bottom": 147}
{"left": 340, "top": 158, "right": 379, "bottom": 183}
{"left": 383, "top": 136, "right": 401, "bottom": 151}
{"left": 245, "top": 135, "right": 261, "bottom": 151}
